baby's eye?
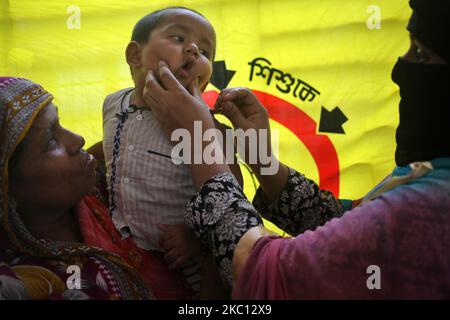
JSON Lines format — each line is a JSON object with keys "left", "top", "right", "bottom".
{"left": 200, "top": 49, "right": 210, "bottom": 58}
{"left": 171, "top": 35, "right": 184, "bottom": 42}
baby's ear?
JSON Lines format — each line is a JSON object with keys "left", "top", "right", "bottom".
{"left": 125, "top": 41, "right": 142, "bottom": 69}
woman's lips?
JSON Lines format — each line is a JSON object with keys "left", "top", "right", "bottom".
{"left": 85, "top": 153, "right": 97, "bottom": 172}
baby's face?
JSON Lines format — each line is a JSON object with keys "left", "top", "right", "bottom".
{"left": 140, "top": 9, "right": 216, "bottom": 91}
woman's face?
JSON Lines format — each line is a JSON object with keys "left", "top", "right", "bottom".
{"left": 9, "top": 103, "right": 97, "bottom": 213}
{"left": 402, "top": 35, "right": 447, "bottom": 65}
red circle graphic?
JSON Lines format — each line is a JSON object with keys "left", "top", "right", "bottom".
{"left": 203, "top": 89, "right": 340, "bottom": 197}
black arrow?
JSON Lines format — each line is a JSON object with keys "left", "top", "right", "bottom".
{"left": 319, "top": 106, "right": 348, "bottom": 134}
{"left": 210, "top": 60, "right": 236, "bottom": 90}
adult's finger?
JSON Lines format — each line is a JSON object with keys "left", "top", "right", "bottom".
{"left": 221, "top": 87, "right": 252, "bottom": 103}
{"left": 214, "top": 87, "right": 250, "bottom": 114}
{"left": 144, "top": 70, "right": 166, "bottom": 96}
{"left": 214, "top": 88, "right": 233, "bottom": 109}
{"left": 187, "top": 77, "right": 202, "bottom": 99}
{"left": 187, "top": 78, "right": 211, "bottom": 112}
{"left": 158, "top": 60, "right": 186, "bottom": 93}
{"left": 143, "top": 70, "right": 165, "bottom": 108}
{"left": 220, "top": 102, "right": 246, "bottom": 128}
{"left": 216, "top": 101, "right": 248, "bottom": 128}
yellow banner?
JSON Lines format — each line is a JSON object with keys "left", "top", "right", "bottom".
{"left": 0, "top": 1, "right": 411, "bottom": 225}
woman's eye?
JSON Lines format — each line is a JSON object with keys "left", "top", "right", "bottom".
{"left": 414, "top": 47, "right": 429, "bottom": 63}
{"left": 48, "top": 135, "right": 58, "bottom": 150}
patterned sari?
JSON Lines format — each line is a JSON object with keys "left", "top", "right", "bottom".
{"left": 0, "top": 193, "right": 191, "bottom": 299}
{"left": 0, "top": 77, "right": 185, "bottom": 299}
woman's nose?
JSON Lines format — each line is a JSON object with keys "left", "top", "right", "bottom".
{"left": 66, "top": 130, "right": 85, "bottom": 155}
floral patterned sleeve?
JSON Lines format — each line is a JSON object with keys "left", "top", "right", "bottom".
{"left": 253, "top": 167, "right": 345, "bottom": 235}
{"left": 185, "top": 172, "right": 263, "bottom": 287}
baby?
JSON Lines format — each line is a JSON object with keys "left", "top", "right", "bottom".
{"left": 102, "top": 7, "right": 242, "bottom": 297}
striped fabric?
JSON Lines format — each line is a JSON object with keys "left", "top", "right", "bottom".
{"left": 102, "top": 88, "right": 201, "bottom": 291}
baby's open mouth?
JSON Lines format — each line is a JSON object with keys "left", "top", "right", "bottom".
{"left": 179, "top": 56, "right": 195, "bottom": 74}
{"left": 175, "top": 57, "right": 197, "bottom": 88}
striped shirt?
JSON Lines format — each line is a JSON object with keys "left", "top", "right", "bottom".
{"left": 102, "top": 88, "right": 196, "bottom": 251}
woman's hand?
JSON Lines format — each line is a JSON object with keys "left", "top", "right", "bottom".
{"left": 143, "top": 60, "right": 214, "bottom": 140}
{"left": 214, "top": 87, "right": 270, "bottom": 134}
{"left": 214, "top": 87, "right": 274, "bottom": 175}
{"left": 143, "top": 60, "right": 231, "bottom": 190}
{"left": 215, "top": 87, "right": 289, "bottom": 202}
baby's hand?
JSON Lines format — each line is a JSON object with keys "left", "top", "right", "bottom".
{"left": 158, "top": 224, "right": 203, "bottom": 270}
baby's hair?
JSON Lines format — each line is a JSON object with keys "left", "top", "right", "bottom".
{"left": 129, "top": 6, "right": 214, "bottom": 76}
{"left": 131, "top": 6, "right": 207, "bottom": 44}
